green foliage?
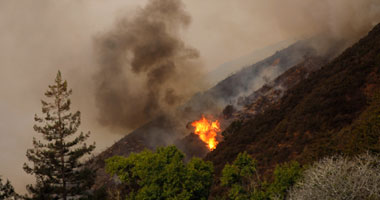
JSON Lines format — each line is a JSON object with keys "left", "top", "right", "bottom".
{"left": 105, "top": 146, "right": 214, "bottom": 200}
{"left": 220, "top": 152, "right": 303, "bottom": 200}
{"left": 221, "top": 152, "right": 258, "bottom": 200}
{"left": 24, "top": 71, "right": 96, "bottom": 200}
{"left": 266, "top": 161, "right": 303, "bottom": 199}
{"left": 221, "top": 152, "right": 256, "bottom": 187}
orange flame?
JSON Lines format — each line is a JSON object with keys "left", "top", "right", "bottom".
{"left": 191, "top": 115, "right": 221, "bottom": 150}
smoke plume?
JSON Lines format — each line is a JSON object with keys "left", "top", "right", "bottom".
{"left": 1, "top": 0, "right": 380, "bottom": 193}
{"left": 93, "top": 0, "right": 380, "bottom": 131}
{"left": 94, "top": 0, "right": 203, "bottom": 130}
{"left": 183, "top": 0, "right": 380, "bottom": 66}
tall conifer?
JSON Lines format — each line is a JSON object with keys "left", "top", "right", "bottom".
{"left": 24, "top": 71, "right": 95, "bottom": 200}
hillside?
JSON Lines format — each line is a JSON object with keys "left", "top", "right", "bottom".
{"left": 205, "top": 22, "right": 380, "bottom": 186}
{"left": 88, "top": 37, "right": 331, "bottom": 191}
{"left": 206, "top": 39, "right": 294, "bottom": 86}
{"left": 87, "top": 21, "right": 380, "bottom": 196}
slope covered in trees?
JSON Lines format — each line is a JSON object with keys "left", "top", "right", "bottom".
{"left": 88, "top": 33, "right": 330, "bottom": 191}
{"left": 88, "top": 22, "right": 380, "bottom": 199}
{"left": 206, "top": 23, "right": 380, "bottom": 185}
{"left": 87, "top": 23, "right": 380, "bottom": 199}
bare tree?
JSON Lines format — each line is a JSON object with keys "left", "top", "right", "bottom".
{"left": 288, "top": 153, "right": 380, "bottom": 200}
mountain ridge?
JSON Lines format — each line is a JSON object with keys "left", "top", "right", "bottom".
{"left": 88, "top": 38, "right": 323, "bottom": 191}
{"left": 206, "top": 23, "right": 380, "bottom": 181}
{"left": 88, "top": 29, "right": 365, "bottom": 193}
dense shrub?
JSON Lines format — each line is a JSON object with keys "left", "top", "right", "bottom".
{"left": 288, "top": 154, "right": 380, "bottom": 200}
{"left": 266, "top": 161, "right": 303, "bottom": 200}
{"left": 220, "top": 152, "right": 257, "bottom": 200}
{"left": 220, "top": 152, "right": 303, "bottom": 200}
{"left": 105, "top": 146, "right": 214, "bottom": 200}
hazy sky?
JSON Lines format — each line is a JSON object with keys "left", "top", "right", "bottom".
{"left": 0, "top": 1, "right": 288, "bottom": 193}
{"left": 0, "top": 0, "right": 379, "bottom": 194}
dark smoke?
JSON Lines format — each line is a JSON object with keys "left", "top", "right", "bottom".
{"left": 94, "top": 0, "right": 203, "bottom": 130}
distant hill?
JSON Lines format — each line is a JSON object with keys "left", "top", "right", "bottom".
{"left": 205, "top": 39, "right": 295, "bottom": 86}
{"left": 182, "top": 38, "right": 329, "bottom": 118}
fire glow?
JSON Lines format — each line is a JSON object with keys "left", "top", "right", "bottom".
{"left": 191, "top": 115, "right": 221, "bottom": 150}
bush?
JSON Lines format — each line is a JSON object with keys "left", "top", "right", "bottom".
{"left": 220, "top": 152, "right": 257, "bottom": 200}
{"left": 266, "top": 161, "right": 303, "bottom": 200}
{"left": 288, "top": 153, "right": 380, "bottom": 200}
{"left": 106, "top": 146, "right": 214, "bottom": 200}
{"left": 220, "top": 152, "right": 302, "bottom": 200}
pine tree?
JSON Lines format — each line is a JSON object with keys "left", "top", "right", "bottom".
{"left": 24, "top": 71, "right": 96, "bottom": 200}
{"left": 0, "top": 176, "right": 17, "bottom": 199}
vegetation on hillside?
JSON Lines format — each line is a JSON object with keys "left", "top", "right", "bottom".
{"left": 105, "top": 146, "right": 214, "bottom": 200}
{"left": 104, "top": 149, "right": 307, "bottom": 200}
{"left": 219, "top": 152, "right": 303, "bottom": 200}
{"left": 206, "top": 23, "right": 380, "bottom": 180}
{"left": 3, "top": 21, "right": 380, "bottom": 200}
{"left": 88, "top": 23, "right": 380, "bottom": 199}
{"left": 220, "top": 152, "right": 259, "bottom": 200}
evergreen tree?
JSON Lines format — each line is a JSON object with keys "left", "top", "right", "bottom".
{"left": 0, "top": 176, "right": 17, "bottom": 199}
{"left": 24, "top": 71, "right": 95, "bottom": 200}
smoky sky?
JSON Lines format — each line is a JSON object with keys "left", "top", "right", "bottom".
{"left": 94, "top": 0, "right": 203, "bottom": 130}
{"left": 0, "top": 0, "right": 380, "bottom": 194}
{"left": 93, "top": 0, "right": 380, "bottom": 131}
{"left": 184, "top": 0, "right": 380, "bottom": 67}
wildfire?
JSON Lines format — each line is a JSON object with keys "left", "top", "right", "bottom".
{"left": 191, "top": 115, "right": 221, "bottom": 150}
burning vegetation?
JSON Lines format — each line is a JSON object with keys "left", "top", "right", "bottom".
{"left": 191, "top": 115, "right": 222, "bottom": 150}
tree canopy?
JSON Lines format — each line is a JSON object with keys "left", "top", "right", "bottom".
{"left": 221, "top": 152, "right": 303, "bottom": 200}
{"left": 106, "top": 146, "right": 214, "bottom": 200}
